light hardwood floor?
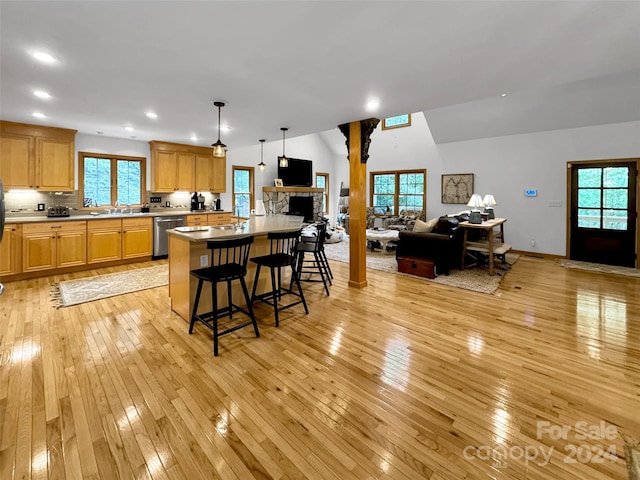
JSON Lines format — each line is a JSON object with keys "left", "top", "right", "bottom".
{"left": 0, "top": 255, "right": 638, "bottom": 479}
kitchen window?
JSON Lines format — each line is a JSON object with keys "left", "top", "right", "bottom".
{"left": 232, "top": 166, "right": 254, "bottom": 217}
{"left": 370, "top": 169, "right": 426, "bottom": 215}
{"left": 79, "top": 152, "right": 146, "bottom": 208}
{"left": 315, "top": 172, "right": 329, "bottom": 215}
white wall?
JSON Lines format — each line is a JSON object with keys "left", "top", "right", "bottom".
{"left": 365, "top": 115, "right": 640, "bottom": 255}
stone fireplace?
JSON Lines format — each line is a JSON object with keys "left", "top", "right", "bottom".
{"left": 262, "top": 187, "right": 324, "bottom": 222}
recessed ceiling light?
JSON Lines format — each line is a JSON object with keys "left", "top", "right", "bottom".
{"left": 33, "top": 90, "right": 51, "bottom": 99}
{"left": 366, "top": 98, "right": 380, "bottom": 112}
{"left": 501, "top": 93, "right": 507, "bottom": 97}
{"left": 145, "top": 111, "right": 158, "bottom": 119}
{"left": 190, "top": 135, "right": 198, "bottom": 141}
{"left": 32, "top": 112, "right": 47, "bottom": 118}
{"left": 31, "top": 51, "right": 58, "bottom": 64}
{"left": 125, "top": 126, "right": 134, "bottom": 132}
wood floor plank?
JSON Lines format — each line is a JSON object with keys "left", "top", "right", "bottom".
{"left": 0, "top": 257, "right": 637, "bottom": 479}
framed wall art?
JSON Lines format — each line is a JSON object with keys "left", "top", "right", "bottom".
{"left": 441, "top": 173, "right": 474, "bottom": 204}
{"left": 274, "top": 178, "right": 283, "bottom": 187}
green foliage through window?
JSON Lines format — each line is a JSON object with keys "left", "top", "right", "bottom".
{"left": 81, "top": 153, "right": 145, "bottom": 207}
{"left": 576, "top": 166, "right": 629, "bottom": 230}
{"left": 371, "top": 170, "right": 425, "bottom": 215}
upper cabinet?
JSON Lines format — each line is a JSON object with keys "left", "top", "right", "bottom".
{"left": 150, "top": 141, "right": 225, "bottom": 193}
{"left": 195, "top": 153, "right": 226, "bottom": 193}
{"left": 0, "top": 121, "right": 76, "bottom": 191}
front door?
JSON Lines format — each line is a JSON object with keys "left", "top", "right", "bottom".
{"left": 569, "top": 161, "right": 637, "bottom": 267}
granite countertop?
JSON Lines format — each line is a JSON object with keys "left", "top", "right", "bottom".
{"left": 6, "top": 210, "right": 233, "bottom": 224}
{"left": 168, "top": 214, "right": 304, "bottom": 242}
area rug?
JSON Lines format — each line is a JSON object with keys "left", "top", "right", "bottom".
{"left": 50, "top": 265, "right": 168, "bottom": 307}
{"left": 560, "top": 259, "right": 640, "bottom": 277}
{"left": 323, "top": 238, "right": 518, "bottom": 294}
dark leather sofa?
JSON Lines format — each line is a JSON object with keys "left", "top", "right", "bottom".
{"left": 395, "top": 216, "right": 465, "bottom": 275}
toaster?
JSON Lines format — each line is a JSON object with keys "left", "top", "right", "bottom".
{"left": 47, "top": 205, "right": 70, "bottom": 217}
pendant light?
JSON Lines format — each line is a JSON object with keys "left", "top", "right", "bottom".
{"left": 211, "top": 101, "right": 227, "bottom": 157}
{"left": 278, "top": 127, "right": 289, "bottom": 168}
{"left": 258, "top": 139, "right": 266, "bottom": 171}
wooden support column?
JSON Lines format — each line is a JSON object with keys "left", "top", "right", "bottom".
{"left": 338, "top": 118, "right": 379, "bottom": 288}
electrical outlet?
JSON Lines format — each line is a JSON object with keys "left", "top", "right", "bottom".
{"left": 530, "top": 238, "right": 536, "bottom": 247}
{"left": 200, "top": 254, "right": 208, "bottom": 267}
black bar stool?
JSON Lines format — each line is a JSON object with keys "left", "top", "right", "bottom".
{"left": 317, "top": 219, "right": 333, "bottom": 281}
{"left": 189, "top": 235, "right": 259, "bottom": 356}
{"left": 294, "top": 222, "right": 331, "bottom": 296}
{"left": 250, "top": 229, "right": 308, "bottom": 327}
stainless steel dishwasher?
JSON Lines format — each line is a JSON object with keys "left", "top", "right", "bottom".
{"left": 153, "top": 216, "right": 186, "bottom": 259}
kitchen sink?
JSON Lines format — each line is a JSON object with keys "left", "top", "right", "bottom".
{"left": 211, "top": 223, "right": 245, "bottom": 230}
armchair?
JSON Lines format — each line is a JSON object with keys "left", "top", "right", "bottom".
{"left": 384, "top": 209, "right": 425, "bottom": 231}
{"left": 343, "top": 206, "right": 376, "bottom": 234}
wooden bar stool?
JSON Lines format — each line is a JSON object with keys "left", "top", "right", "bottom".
{"left": 189, "top": 235, "right": 259, "bottom": 356}
{"left": 250, "top": 229, "right": 308, "bottom": 327}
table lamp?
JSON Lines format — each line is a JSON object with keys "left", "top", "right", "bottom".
{"left": 482, "top": 194, "right": 497, "bottom": 219}
{"left": 467, "top": 194, "right": 485, "bottom": 224}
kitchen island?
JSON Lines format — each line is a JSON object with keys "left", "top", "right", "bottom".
{"left": 167, "top": 214, "right": 305, "bottom": 321}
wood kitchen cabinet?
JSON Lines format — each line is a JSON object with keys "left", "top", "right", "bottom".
{"left": 22, "top": 221, "right": 86, "bottom": 272}
{"left": 186, "top": 214, "right": 208, "bottom": 226}
{"left": 208, "top": 213, "right": 231, "bottom": 225}
{"left": 87, "top": 218, "right": 122, "bottom": 264}
{"left": 0, "top": 121, "right": 76, "bottom": 191}
{"left": 195, "top": 154, "right": 226, "bottom": 193}
{"left": 122, "top": 217, "right": 152, "bottom": 259}
{"left": 150, "top": 141, "right": 225, "bottom": 193}
{"left": 88, "top": 217, "right": 152, "bottom": 263}
{"left": 0, "top": 224, "right": 22, "bottom": 276}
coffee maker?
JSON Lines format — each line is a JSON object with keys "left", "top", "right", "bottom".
{"left": 191, "top": 192, "right": 205, "bottom": 211}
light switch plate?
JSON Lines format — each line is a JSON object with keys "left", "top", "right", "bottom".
{"left": 200, "top": 255, "right": 208, "bottom": 267}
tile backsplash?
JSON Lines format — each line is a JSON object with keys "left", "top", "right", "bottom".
{"left": 4, "top": 190, "right": 221, "bottom": 216}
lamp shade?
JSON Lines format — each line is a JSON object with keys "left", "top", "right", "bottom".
{"left": 482, "top": 194, "right": 497, "bottom": 207}
{"left": 467, "top": 194, "right": 485, "bottom": 209}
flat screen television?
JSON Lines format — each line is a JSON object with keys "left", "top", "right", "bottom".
{"left": 278, "top": 157, "right": 312, "bottom": 187}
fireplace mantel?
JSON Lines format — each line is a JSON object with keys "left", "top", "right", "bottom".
{"left": 262, "top": 187, "right": 324, "bottom": 193}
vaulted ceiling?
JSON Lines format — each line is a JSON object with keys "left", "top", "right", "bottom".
{"left": 1, "top": 1, "right": 639, "bottom": 149}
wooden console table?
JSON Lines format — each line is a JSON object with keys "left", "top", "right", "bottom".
{"left": 459, "top": 217, "right": 508, "bottom": 276}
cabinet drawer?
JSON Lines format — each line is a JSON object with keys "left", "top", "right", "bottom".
{"left": 122, "top": 217, "right": 152, "bottom": 228}
{"left": 88, "top": 218, "right": 121, "bottom": 230}
{"left": 397, "top": 256, "right": 436, "bottom": 279}
{"left": 22, "top": 220, "right": 86, "bottom": 234}
{"left": 208, "top": 213, "right": 231, "bottom": 225}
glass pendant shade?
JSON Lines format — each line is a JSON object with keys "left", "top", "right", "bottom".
{"left": 258, "top": 139, "right": 266, "bottom": 171}
{"left": 279, "top": 127, "right": 288, "bottom": 167}
{"left": 212, "top": 101, "right": 227, "bottom": 157}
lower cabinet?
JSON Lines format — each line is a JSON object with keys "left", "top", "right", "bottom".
{"left": 87, "top": 219, "right": 122, "bottom": 264}
{"left": 88, "top": 217, "right": 153, "bottom": 264}
{"left": 208, "top": 213, "right": 231, "bottom": 225}
{"left": 122, "top": 217, "right": 152, "bottom": 259}
{"left": 22, "top": 221, "right": 87, "bottom": 272}
{"left": 0, "top": 224, "right": 22, "bottom": 275}
{"left": 186, "top": 214, "right": 208, "bottom": 227}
